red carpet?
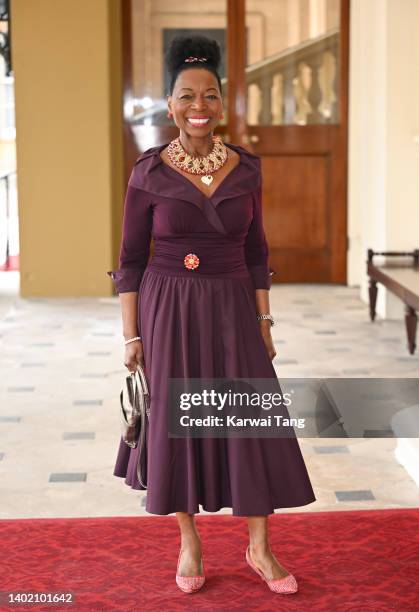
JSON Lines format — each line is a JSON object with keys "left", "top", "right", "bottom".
{"left": 0, "top": 508, "right": 418, "bottom": 611}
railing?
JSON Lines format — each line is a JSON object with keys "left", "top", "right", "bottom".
{"left": 244, "top": 28, "right": 339, "bottom": 125}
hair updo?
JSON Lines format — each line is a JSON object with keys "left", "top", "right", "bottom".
{"left": 165, "top": 35, "right": 222, "bottom": 96}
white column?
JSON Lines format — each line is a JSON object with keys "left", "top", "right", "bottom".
{"left": 348, "top": 0, "right": 419, "bottom": 318}
{"left": 287, "top": 0, "right": 301, "bottom": 47}
{"left": 309, "top": 0, "right": 327, "bottom": 38}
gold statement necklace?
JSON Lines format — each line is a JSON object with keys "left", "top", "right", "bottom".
{"left": 167, "top": 135, "right": 228, "bottom": 186}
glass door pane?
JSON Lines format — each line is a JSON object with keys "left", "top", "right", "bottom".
{"left": 245, "top": 0, "right": 340, "bottom": 125}
{"left": 130, "top": 1, "right": 228, "bottom": 127}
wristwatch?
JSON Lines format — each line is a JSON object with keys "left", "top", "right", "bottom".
{"left": 256, "top": 314, "right": 275, "bottom": 327}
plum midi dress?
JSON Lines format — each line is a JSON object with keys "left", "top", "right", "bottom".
{"left": 107, "top": 142, "right": 316, "bottom": 516}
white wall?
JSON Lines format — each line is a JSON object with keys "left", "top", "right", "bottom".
{"left": 348, "top": 0, "right": 419, "bottom": 318}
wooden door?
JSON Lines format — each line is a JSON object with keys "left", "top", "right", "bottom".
{"left": 122, "top": 0, "right": 349, "bottom": 284}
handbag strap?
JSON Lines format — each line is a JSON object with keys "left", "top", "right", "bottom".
{"left": 134, "top": 365, "right": 149, "bottom": 396}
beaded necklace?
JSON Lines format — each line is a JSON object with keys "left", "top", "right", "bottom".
{"left": 167, "top": 135, "right": 228, "bottom": 186}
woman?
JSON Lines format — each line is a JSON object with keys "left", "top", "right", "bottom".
{"left": 107, "top": 35, "right": 316, "bottom": 595}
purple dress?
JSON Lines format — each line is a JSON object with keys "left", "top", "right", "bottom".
{"left": 107, "top": 142, "right": 316, "bottom": 516}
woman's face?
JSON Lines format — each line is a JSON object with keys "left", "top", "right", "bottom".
{"left": 167, "top": 68, "right": 223, "bottom": 137}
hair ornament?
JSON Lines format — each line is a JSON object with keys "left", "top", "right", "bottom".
{"left": 184, "top": 56, "right": 208, "bottom": 63}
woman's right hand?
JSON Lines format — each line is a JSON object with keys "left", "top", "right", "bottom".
{"left": 124, "top": 339, "right": 145, "bottom": 373}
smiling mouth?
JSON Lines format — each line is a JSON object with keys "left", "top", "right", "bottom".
{"left": 186, "top": 118, "right": 211, "bottom": 126}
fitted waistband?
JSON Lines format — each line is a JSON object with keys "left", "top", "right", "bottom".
{"left": 146, "top": 238, "right": 251, "bottom": 279}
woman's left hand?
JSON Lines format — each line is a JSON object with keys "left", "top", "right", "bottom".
{"left": 259, "top": 321, "right": 276, "bottom": 361}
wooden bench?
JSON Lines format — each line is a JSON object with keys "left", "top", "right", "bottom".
{"left": 367, "top": 249, "right": 419, "bottom": 354}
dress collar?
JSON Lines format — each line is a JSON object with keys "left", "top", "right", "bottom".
{"left": 128, "top": 141, "right": 261, "bottom": 212}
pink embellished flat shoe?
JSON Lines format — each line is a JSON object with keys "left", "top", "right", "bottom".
{"left": 175, "top": 548, "right": 206, "bottom": 593}
{"left": 245, "top": 545, "right": 298, "bottom": 594}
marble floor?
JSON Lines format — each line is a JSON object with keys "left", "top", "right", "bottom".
{"left": 0, "top": 273, "right": 418, "bottom": 519}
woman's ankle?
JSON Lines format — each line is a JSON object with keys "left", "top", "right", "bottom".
{"left": 249, "top": 542, "right": 271, "bottom": 556}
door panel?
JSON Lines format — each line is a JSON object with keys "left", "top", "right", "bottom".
{"left": 240, "top": 0, "right": 348, "bottom": 283}
{"left": 264, "top": 156, "right": 328, "bottom": 249}
{"left": 263, "top": 150, "right": 332, "bottom": 282}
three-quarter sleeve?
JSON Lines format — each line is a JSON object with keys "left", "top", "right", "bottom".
{"left": 244, "top": 178, "right": 276, "bottom": 290}
{"left": 107, "top": 177, "right": 153, "bottom": 294}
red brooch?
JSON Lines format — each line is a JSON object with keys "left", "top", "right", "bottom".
{"left": 184, "top": 253, "right": 200, "bottom": 270}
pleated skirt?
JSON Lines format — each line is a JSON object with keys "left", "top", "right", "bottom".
{"left": 113, "top": 268, "right": 316, "bottom": 516}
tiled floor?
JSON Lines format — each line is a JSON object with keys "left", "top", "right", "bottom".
{"left": 0, "top": 280, "right": 418, "bottom": 519}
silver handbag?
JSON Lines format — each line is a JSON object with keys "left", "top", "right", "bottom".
{"left": 119, "top": 364, "right": 150, "bottom": 488}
